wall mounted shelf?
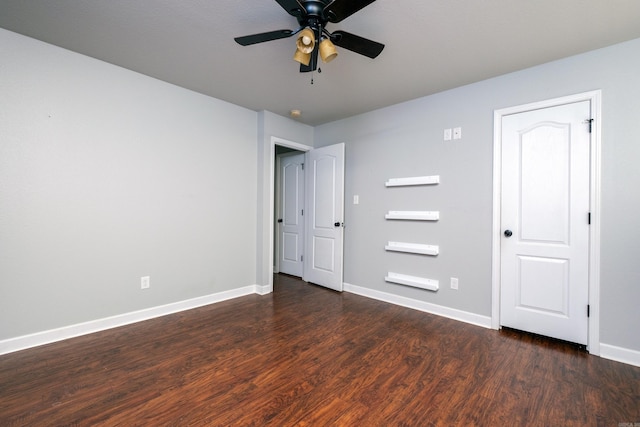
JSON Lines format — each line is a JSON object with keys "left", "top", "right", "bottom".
{"left": 385, "top": 175, "right": 440, "bottom": 187}
{"left": 385, "top": 272, "right": 439, "bottom": 291}
{"left": 385, "top": 241, "right": 439, "bottom": 256}
{"left": 385, "top": 211, "right": 439, "bottom": 221}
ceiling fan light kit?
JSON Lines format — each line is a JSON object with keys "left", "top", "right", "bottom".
{"left": 234, "top": 0, "right": 384, "bottom": 72}
{"left": 319, "top": 38, "right": 338, "bottom": 63}
{"left": 293, "top": 48, "right": 312, "bottom": 66}
{"left": 296, "top": 28, "right": 316, "bottom": 53}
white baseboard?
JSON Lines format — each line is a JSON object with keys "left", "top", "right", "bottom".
{"left": 6, "top": 282, "right": 638, "bottom": 369}
{"left": 600, "top": 343, "right": 640, "bottom": 367}
{"left": 0, "top": 285, "right": 259, "bottom": 356}
{"left": 343, "top": 284, "right": 640, "bottom": 368}
{"left": 254, "top": 284, "right": 272, "bottom": 295}
{"left": 343, "top": 282, "right": 492, "bottom": 329}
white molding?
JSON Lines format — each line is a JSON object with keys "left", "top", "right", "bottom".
{"left": 344, "top": 280, "right": 639, "bottom": 368}
{"left": 254, "top": 284, "right": 272, "bottom": 296}
{"left": 491, "top": 90, "right": 602, "bottom": 355}
{"left": 600, "top": 343, "right": 640, "bottom": 368}
{"left": 385, "top": 175, "right": 440, "bottom": 187}
{"left": 0, "top": 285, "right": 259, "bottom": 356}
{"left": 344, "top": 282, "right": 492, "bottom": 329}
{"left": 385, "top": 242, "right": 439, "bottom": 255}
{"left": 385, "top": 211, "right": 439, "bottom": 221}
{"left": 587, "top": 91, "right": 602, "bottom": 356}
{"left": 267, "top": 136, "right": 311, "bottom": 293}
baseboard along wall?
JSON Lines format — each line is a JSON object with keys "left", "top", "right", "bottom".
{"left": 0, "top": 285, "right": 258, "bottom": 356}
{"left": 2, "top": 281, "right": 639, "bottom": 368}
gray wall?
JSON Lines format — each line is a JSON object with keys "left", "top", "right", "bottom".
{"left": 0, "top": 29, "right": 258, "bottom": 340}
{"left": 315, "top": 38, "right": 640, "bottom": 352}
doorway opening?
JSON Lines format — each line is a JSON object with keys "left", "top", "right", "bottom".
{"left": 268, "top": 137, "right": 311, "bottom": 292}
{"left": 265, "top": 137, "right": 345, "bottom": 293}
{"left": 274, "top": 147, "right": 306, "bottom": 278}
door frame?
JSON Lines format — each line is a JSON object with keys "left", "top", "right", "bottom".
{"left": 266, "top": 136, "right": 311, "bottom": 292}
{"left": 491, "top": 90, "right": 602, "bottom": 354}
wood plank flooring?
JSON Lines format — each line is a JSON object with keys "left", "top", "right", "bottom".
{"left": 1, "top": 273, "right": 638, "bottom": 426}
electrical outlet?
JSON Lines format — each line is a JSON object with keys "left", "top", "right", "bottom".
{"left": 453, "top": 127, "right": 462, "bottom": 140}
{"left": 450, "top": 277, "right": 459, "bottom": 290}
{"left": 141, "top": 276, "right": 150, "bottom": 289}
{"left": 444, "top": 128, "right": 452, "bottom": 141}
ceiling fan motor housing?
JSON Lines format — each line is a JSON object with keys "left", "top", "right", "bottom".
{"left": 296, "top": 1, "right": 333, "bottom": 37}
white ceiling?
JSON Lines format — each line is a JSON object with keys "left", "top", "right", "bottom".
{"left": 1, "top": 0, "right": 640, "bottom": 125}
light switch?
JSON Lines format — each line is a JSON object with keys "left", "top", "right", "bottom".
{"left": 353, "top": 195, "right": 359, "bottom": 205}
{"left": 453, "top": 127, "right": 462, "bottom": 140}
{"left": 444, "top": 128, "right": 452, "bottom": 141}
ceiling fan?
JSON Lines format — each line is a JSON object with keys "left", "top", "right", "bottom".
{"left": 234, "top": 0, "right": 384, "bottom": 72}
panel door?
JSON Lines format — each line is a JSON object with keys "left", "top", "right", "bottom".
{"left": 278, "top": 153, "right": 304, "bottom": 277}
{"left": 500, "top": 101, "right": 591, "bottom": 344}
{"left": 303, "top": 143, "right": 345, "bottom": 291}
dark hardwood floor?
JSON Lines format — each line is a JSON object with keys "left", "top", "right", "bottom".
{"left": 1, "top": 274, "right": 638, "bottom": 426}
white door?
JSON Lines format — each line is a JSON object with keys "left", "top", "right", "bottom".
{"left": 500, "top": 101, "right": 591, "bottom": 344}
{"left": 303, "top": 143, "right": 345, "bottom": 291}
{"left": 278, "top": 153, "right": 304, "bottom": 277}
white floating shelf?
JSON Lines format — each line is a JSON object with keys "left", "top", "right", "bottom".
{"left": 385, "top": 272, "right": 439, "bottom": 292}
{"left": 385, "top": 242, "right": 439, "bottom": 256}
{"left": 385, "top": 175, "right": 440, "bottom": 187}
{"left": 385, "top": 211, "right": 440, "bottom": 221}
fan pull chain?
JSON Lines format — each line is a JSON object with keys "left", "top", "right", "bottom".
{"left": 310, "top": 67, "right": 322, "bottom": 85}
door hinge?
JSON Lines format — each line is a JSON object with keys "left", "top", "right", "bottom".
{"left": 301, "top": 255, "right": 303, "bottom": 262}
{"left": 588, "top": 212, "right": 591, "bottom": 225}
{"left": 301, "top": 163, "right": 304, "bottom": 170}
{"left": 301, "top": 209, "right": 304, "bottom": 216}
{"left": 583, "top": 118, "right": 594, "bottom": 133}
{"left": 587, "top": 304, "right": 590, "bottom": 317}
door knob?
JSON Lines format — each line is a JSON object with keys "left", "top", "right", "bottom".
{"left": 334, "top": 222, "right": 343, "bottom": 227}
{"left": 277, "top": 218, "right": 283, "bottom": 223}
{"left": 504, "top": 229, "right": 513, "bottom": 237}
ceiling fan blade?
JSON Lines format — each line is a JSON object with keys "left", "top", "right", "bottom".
{"left": 274, "top": 0, "right": 305, "bottom": 17}
{"left": 331, "top": 30, "right": 384, "bottom": 58}
{"left": 234, "top": 29, "right": 295, "bottom": 46}
{"left": 300, "top": 47, "right": 319, "bottom": 73}
{"left": 323, "top": 0, "right": 378, "bottom": 23}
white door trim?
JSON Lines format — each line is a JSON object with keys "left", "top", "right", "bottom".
{"left": 266, "top": 137, "right": 311, "bottom": 292}
{"left": 491, "top": 91, "right": 601, "bottom": 355}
